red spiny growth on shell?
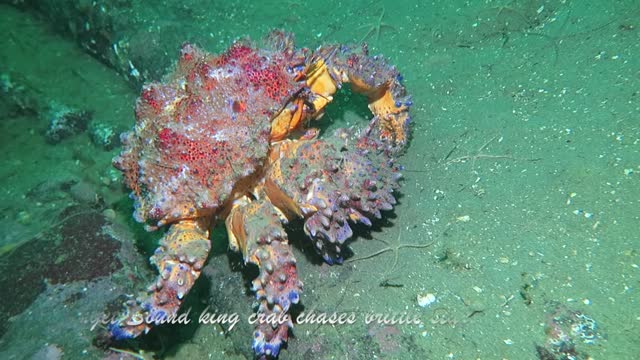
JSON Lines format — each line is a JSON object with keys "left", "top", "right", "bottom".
{"left": 116, "top": 39, "right": 306, "bottom": 224}
{"left": 113, "top": 133, "right": 142, "bottom": 197}
{"left": 157, "top": 127, "right": 174, "bottom": 145}
{"left": 156, "top": 128, "right": 231, "bottom": 187}
{"left": 178, "top": 44, "right": 220, "bottom": 93}
{"left": 182, "top": 61, "right": 218, "bottom": 93}
{"left": 216, "top": 42, "right": 294, "bottom": 101}
{"left": 216, "top": 43, "right": 255, "bottom": 66}
{"left": 244, "top": 63, "right": 291, "bottom": 100}
{"left": 119, "top": 155, "right": 141, "bottom": 196}
{"left": 135, "top": 82, "right": 179, "bottom": 121}
{"left": 140, "top": 85, "right": 163, "bottom": 113}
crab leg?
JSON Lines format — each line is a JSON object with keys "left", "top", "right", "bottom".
{"left": 262, "top": 134, "right": 402, "bottom": 266}
{"left": 225, "top": 198, "right": 302, "bottom": 358}
{"left": 109, "top": 218, "right": 211, "bottom": 340}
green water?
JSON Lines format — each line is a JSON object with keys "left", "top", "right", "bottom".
{"left": 0, "top": 0, "right": 638, "bottom": 359}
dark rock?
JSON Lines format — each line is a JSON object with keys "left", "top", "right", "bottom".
{"left": 0, "top": 207, "right": 121, "bottom": 338}
{"left": 44, "top": 104, "right": 93, "bottom": 144}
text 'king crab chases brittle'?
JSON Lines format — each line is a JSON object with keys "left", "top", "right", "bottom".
{"left": 110, "top": 30, "right": 412, "bottom": 358}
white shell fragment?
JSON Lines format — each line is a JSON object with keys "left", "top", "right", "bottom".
{"left": 417, "top": 293, "right": 437, "bottom": 308}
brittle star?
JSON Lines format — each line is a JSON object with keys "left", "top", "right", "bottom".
{"left": 482, "top": 1, "right": 563, "bottom": 63}
{"left": 358, "top": 8, "right": 396, "bottom": 43}
{"left": 444, "top": 134, "right": 517, "bottom": 171}
{"left": 346, "top": 226, "right": 434, "bottom": 275}
{"left": 109, "top": 348, "right": 155, "bottom": 360}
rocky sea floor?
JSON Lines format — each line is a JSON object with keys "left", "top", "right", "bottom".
{"left": 1, "top": 1, "right": 638, "bottom": 359}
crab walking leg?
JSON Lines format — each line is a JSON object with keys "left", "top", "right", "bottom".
{"left": 225, "top": 199, "right": 302, "bottom": 358}
{"left": 304, "top": 45, "right": 412, "bottom": 150}
{"left": 109, "top": 218, "right": 211, "bottom": 339}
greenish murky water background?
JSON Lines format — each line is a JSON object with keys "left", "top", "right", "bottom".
{"left": 0, "top": 0, "right": 638, "bottom": 359}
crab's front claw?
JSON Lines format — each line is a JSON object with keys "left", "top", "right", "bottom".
{"left": 304, "top": 57, "right": 338, "bottom": 120}
{"left": 304, "top": 45, "right": 412, "bottom": 151}
{"left": 352, "top": 77, "right": 411, "bottom": 148}
{"left": 110, "top": 218, "right": 211, "bottom": 339}
{"left": 270, "top": 98, "right": 307, "bottom": 141}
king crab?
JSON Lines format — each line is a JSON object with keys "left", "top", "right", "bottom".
{"left": 109, "top": 30, "right": 412, "bottom": 358}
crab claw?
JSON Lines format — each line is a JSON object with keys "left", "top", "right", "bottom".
{"left": 303, "top": 44, "right": 411, "bottom": 151}
{"left": 270, "top": 98, "right": 308, "bottom": 141}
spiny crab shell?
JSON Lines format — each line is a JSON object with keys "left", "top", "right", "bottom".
{"left": 110, "top": 30, "right": 412, "bottom": 358}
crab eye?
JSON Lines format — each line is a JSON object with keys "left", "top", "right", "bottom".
{"left": 289, "top": 63, "right": 305, "bottom": 74}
